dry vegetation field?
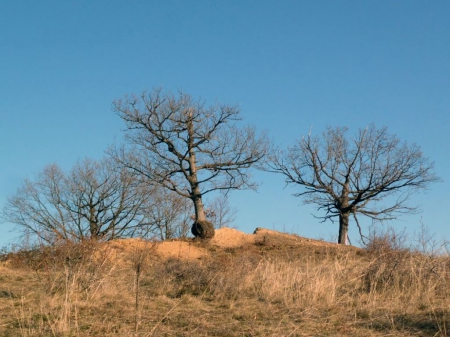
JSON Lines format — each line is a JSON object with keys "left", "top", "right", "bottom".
{"left": 0, "top": 228, "right": 449, "bottom": 336}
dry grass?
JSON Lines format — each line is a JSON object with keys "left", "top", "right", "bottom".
{"left": 0, "top": 228, "right": 449, "bottom": 336}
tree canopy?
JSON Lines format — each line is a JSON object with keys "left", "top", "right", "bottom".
{"left": 111, "top": 88, "right": 268, "bottom": 239}
{"left": 2, "top": 158, "right": 146, "bottom": 244}
{"left": 268, "top": 125, "right": 439, "bottom": 244}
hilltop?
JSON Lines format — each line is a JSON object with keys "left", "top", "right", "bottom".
{"left": 121, "top": 227, "right": 358, "bottom": 260}
{"left": 0, "top": 228, "right": 448, "bottom": 336}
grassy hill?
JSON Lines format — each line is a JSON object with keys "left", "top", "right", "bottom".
{"left": 0, "top": 228, "right": 449, "bottom": 336}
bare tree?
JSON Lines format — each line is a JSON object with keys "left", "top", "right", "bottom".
{"left": 268, "top": 125, "right": 439, "bottom": 244}
{"left": 2, "top": 158, "right": 146, "bottom": 244}
{"left": 140, "top": 186, "right": 191, "bottom": 240}
{"left": 205, "top": 193, "right": 237, "bottom": 229}
{"left": 111, "top": 88, "right": 267, "bottom": 239}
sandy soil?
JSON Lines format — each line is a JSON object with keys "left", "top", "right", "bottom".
{"left": 154, "top": 227, "right": 332, "bottom": 260}
{"left": 103, "top": 227, "right": 340, "bottom": 261}
{"left": 210, "top": 227, "right": 256, "bottom": 248}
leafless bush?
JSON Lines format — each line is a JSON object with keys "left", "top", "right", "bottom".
{"left": 161, "top": 258, "right": 211, "bottom": 297}
{"left": 363, "top": 226, "right": 450, "bottom": 308}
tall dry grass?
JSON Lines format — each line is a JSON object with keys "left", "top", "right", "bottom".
{"left": 1, "top": 231, "right": 449, "bottom": 336}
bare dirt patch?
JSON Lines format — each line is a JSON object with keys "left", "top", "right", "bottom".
{"left": 102, "top": 227, "right": 350, "bottom": 262}
{"left": 106, "top": 238, "right": 208, "bottom": 260}
{"left": 210, "top": 227, "right": 256, "bottom": 248}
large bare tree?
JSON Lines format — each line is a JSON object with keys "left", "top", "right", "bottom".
{"left": 2, "top": 158, "right": 146, "bottom": 244}
{"left": 111, "top": 88, "right": 267, "bottom": 239}
{"left": 268, "top": 125, "right": 439, "bottom": 244}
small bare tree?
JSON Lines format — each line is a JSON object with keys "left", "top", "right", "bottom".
{"left": 111, "top": 88, "right": 267, "bottom": 239}
{"left": 205, "top": 193, "right": 237, "bottom": 229}
{"left": 2, "top": 158, "right": 146, "bottom": 244}
{"left": 140, "top": 186, "right": 191, "bottom": 240}
{"left": 268, "top": 125, "right": 439, "bottom": 244}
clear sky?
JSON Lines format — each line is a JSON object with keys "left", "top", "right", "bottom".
{"left": 1, "top": 1, "right": 449, "bottom": 248}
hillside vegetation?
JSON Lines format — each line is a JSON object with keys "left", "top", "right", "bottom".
{"left": 0, "top": 228, "right": 449, "bottom": 336}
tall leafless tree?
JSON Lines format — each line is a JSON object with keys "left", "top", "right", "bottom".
{"left": 2, "top": 158, "right": 146, "bottom": 244}
{"left": 111, "top": 88, "right": 267, "bottom": 239}
{"left": 268, "top": 125, "right": 439, "bottom": 244}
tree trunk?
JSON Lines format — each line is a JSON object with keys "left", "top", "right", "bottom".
{"left": 338, "top": 212, "right": 349, "bottom": 244}
{"left": 186, "top": 117, "right": 214, "bottom": 239}
{"left": 186, "top": 116, "right": 207, "bottom": 223}
{"left": 338, "top": 183, "right": 350, "bottom": 245}
{"left": 192, "top": 185, "right": 206, "bottom": 221}
{"left": 89, "top": 206, "right": 99, "bottom": 238}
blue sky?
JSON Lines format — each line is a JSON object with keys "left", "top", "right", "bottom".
{"left": 1, "top": 1, "right": 449, "bottom": 247}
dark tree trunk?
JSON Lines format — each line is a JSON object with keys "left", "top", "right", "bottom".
{"left": 190, "top": 186, "right": 215, "bottom": 239}
{"left": 338, "top": 212, "right": 350, "bottom": 244}
{"left": 192, "top": 190, "right": 206, "bottom": 222}
{"left": 89, "top": 206, "right": 100, "bottom": 238}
